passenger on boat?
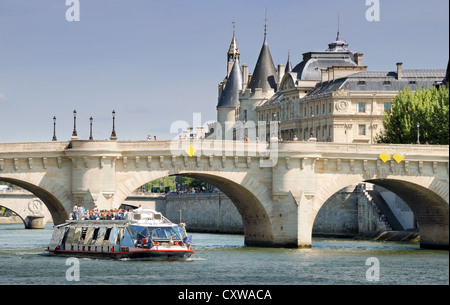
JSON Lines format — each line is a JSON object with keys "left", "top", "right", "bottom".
{"left": 69, "top": 205, "right": 130, "bottom": 221}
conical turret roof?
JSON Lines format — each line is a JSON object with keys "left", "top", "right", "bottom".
{"left": 248, "top": 34, "right": 277, "bottom": 93}
{"left": 217, "top": 60, "right": 242, "bottom": 108}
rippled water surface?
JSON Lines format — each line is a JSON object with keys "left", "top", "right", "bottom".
{"left": 0, "top": 224, "right": 448, "bottom": 285}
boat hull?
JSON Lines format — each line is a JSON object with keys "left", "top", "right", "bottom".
{"left": 48, "top": 248, "right": 194, "bottom": 260}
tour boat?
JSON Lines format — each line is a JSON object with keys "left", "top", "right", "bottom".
{"left": 47, "top": 209, "right": 194, "bottom": 260}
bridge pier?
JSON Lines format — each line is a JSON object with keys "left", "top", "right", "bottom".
{"left": 24, "top": 215, "right": 46, "bottom": 229}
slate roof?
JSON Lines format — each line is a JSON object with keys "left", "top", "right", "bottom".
{"left": 292, "top": 34, "right": 358, "bottom": 81}
{"left": 217, "top": 60, "right": 242, "bottom": 108}
{"left": 258, "top": 91, "right": 284, "bottom": 109}
{"left": 305, "top": 69, "right": 447, "bottom": 98}
{"left": 247, "top": 35, "right": 278, "bottom": 93}
{"left": 292, "top": 52, "right": 357, "bottom": 81}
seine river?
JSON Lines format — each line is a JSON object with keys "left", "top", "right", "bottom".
{"left": 0, "top": 223, "right": 448, "bottom": 285}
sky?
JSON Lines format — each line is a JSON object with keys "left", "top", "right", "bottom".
{"left": 0, "top": 0, "right": 448, "bottom": 143}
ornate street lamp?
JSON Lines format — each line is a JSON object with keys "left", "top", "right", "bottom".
{"left": 416, "top": 122, "right": 420, "bottom": 145}
{"left": 110, "top": 110, "right": 117, "bottom": 140}
{"left": 52, "top": 116, "right": 57, "bottom": 141}
{"left": 310, "top": 114, "right": 316, "bottom": 139}
{"left": 71, "top": 110, "right": 78, "bottom": 140}
{"left": 273, "top": 112, "right": 281, "bottom": 140}
{"left": 89, "top": 116, "right": 94, "bottom": 140}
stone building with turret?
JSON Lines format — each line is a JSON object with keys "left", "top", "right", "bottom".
{"left": 211, "top": 24, "right": 447, "bottom": 143}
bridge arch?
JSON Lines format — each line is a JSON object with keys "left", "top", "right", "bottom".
{"left": 113, "top": 169, "right": 275, "bottom": 247}
{"left": 313, "top": 175, "right": 449, "bottom": 249}
{"left": 0, "top": 196, "right": 53, "bottom": 229}
{"left": 0, "top": 175, "right": 71, "bottom": 225}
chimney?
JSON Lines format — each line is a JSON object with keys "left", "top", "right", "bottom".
{"left": 328, "top": 67, "right": 334, "bottom": 82}
{"left": 242, "top": 64, "right": 249, "bottom": 90}
{"left": 396, "top": 62, "right": 403, "bottom": 80}
{"left": 321, "top": 68, "right": 328, "bottom": 83}
{"left": 277, "top": 64, "right": 285, "bottom": 87}
{"left": 354, "top": 53, "right": 364, "bottom": 66}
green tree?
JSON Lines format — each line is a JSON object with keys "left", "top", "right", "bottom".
{"left": 377, "top": 86, "right": 449, "bottom": 145}
{"left": 180, "top": 177, "right": 206, "bottom": 191}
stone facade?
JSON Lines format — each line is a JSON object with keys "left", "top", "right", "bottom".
{"left": 165, "top": 193, "right": 243, "bottom": 234}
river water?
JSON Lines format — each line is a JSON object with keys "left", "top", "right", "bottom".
{"left": 0, "top": 223, "right": 448, "bottom": 285}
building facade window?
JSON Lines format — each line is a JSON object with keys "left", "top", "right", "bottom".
{"left": 384, "top": 102, "right": 392, "bottom": 112}
{"left": 358, "top": 125, "right": 366, "bottom": 136}
{"left": 358, "top": 102, "right": 366, "bottom": 113}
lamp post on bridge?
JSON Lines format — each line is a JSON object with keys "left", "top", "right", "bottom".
{"left": 52, "top": 116, "right": 57, "bottom": 141}
{"left": 110, "top": 110, "right": 117, "bottom": 140}
{"left": 71, "top": 110, "right": 79, "bottom": 140}
{"left": 89, "top": 116, "right": 94, "bottom": 140}
{"left": 416, "top": 122, "right": 420, "bottom": 145}
{"left": 310, "top": 114, "right": 316, "bottom": 140}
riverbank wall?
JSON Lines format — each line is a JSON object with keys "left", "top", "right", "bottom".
{"left": 1, "top": 188, "right": 419, "bottom": 242}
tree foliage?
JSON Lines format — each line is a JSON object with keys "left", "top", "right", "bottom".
{"left": 377, "top": 86, "right": 449, "bottom": 145}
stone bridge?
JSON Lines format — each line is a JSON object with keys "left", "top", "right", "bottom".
{"left": 0, "top": 191, "right": 52, "bottom": 228}
{"left": 0, "top": 140, "right": 448, "bottom": 249}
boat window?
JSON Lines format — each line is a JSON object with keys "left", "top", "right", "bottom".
{"left": 117, "top": 228, "right": 125, "bottom": 244}
{"left": 151, "top": 227, "right": 182, "bottom": 241}
{"left": 173, "top": 226, "right": 185, "bottom": 239}
{"left": 83, "top": 228, "right": 95, "bottom": 245}
{"left": 120, "top": 229, "right": 135, "bottom": 247}
{"left": 128, "top": 227, "right": 138, "bottom": 241}
{"left": 80, "top": 228, "right": 88, "bottom": 243}
{"left": 91, "top": 228, "right": 99, "bottom": 243}
{"left": 103, "top": 228, "right": 112, "bottom": 245}
{"left": 61, "top": 227, "right": 71, "bottom": 245}
{"left": 95, "top": 227, "right": 106, "bottom": 245}
{"left": 108, "top": 227, "right": 119, "bottom": 245}
{"left": 64, "top": 227, "right": 75, "bottom": 246}
{"left": 139, "top": 227, "right": 149, "bottom": 237}
{"left": 72, "top": 228, "right": 82, "bottom": 244}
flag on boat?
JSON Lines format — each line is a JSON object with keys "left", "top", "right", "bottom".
{"left": 183, "top": 235, "right": 192, "bottom": 244}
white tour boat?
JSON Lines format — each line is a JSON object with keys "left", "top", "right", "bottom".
{"left": 47, "top": 209, "right": 194, "bottom": 260}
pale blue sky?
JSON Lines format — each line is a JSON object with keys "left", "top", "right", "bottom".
{"left": 0, "top": 0, "right": 448, "bottom": 142}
